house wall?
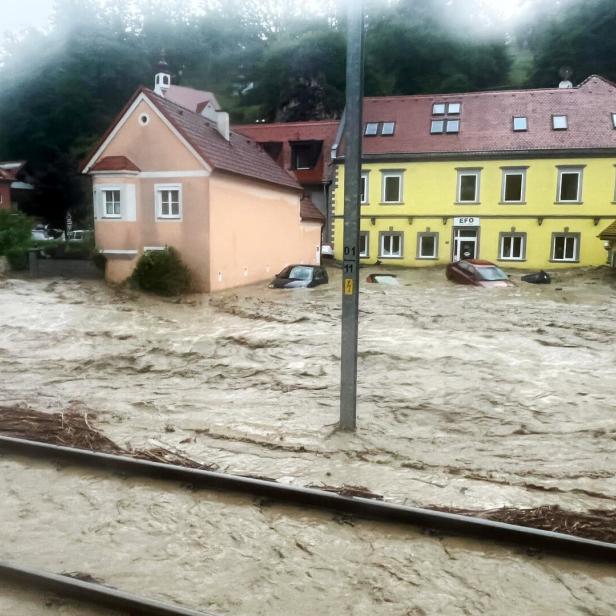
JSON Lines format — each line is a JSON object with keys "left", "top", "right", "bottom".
{"left": 208, "top": 174, "right": 320, "bottom": 292}
{"left": 91, "top": 99, "right": 211, "bottom": 288}
{"left": 332, "top": 158, "right": 616, "bottom": 269}
{"left": 0, "top": 183, "right": 11, "bottom": 209}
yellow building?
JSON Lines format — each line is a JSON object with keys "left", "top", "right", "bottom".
{"left": 332, "top": 76, "right": 616, "bottom": 269}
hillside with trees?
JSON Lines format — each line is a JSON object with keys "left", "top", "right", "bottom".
{"left": 0, "top": 0, "right": 610, "bottom": 225}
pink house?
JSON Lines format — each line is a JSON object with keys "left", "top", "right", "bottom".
{"left": 81, "top": 69, "right": 323, "bottom": 292}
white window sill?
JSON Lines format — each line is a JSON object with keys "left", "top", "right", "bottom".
{"left": 157, "top": 216, "right": 182, "bottom": 220}
{"left": 102, "top": 215, "right": 122, "bottom": 219}
{"left": 379, "top": 255, "right": 403, "bottom": 259}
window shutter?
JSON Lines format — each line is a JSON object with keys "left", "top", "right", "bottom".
{"left": 123, "top": 184, "right": 137, "bottom": 221}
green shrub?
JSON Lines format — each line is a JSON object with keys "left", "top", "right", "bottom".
{"left": 131, "top": 247, "right": 192, "bottom": 296}
{"left": 5, "top": 247, "right": 29, "bottom": 271}
{"left": 0, "top": 210, "right": 32, "bottom": 257}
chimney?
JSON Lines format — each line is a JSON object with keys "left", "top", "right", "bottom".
{"left": 558, "top": 66, "right": 573, "bottom": 89}
{"left": 200, "top": 103, "right": 230, "bottom": 141}
{"left": 154, "top": 49, "right": 171, "bottom": 96}
{"left": 216, "top": 112, "right": 230, "bottom": 141}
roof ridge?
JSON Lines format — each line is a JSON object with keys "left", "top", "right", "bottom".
{"left": 363, "top": 76, "right": 616, "bottom": 102}
{"left": 233, "top": 120, "right": 339, "bottom": 127}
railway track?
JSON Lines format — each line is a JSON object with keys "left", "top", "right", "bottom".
{"left": 0, "top": 560, "right": 217, "bottom": 615}
{"left": 0, "top": 434, "right": 614, "bottom": 566}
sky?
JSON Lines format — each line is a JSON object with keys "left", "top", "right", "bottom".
{"left": 0, "top": 0, "right": 554, "bottom": 35}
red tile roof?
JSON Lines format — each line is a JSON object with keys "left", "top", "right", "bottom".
{"left": 300, "top": 195, "right": 325, "bottom": 223}
{"left": 90, "top": 156, "right": 140, "bottom": 172}
{"left": 144, "top": 89, "right": 301, "bottom": 191}
{"left": 164, "top": 85, "right": 220, "bottom": 112}
{"left": 234, "top": 121, "right": 339, "bottom": 184}
{"left": 346, "top": 75, "right": 616, "bottom": 159}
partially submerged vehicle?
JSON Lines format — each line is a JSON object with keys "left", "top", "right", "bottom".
{"left": 366, "top": 273, "right": 400, "bottom": 285}
{"left": 521, "top": 270, "right": 551, "bottom": 284}
{"left": 269, "top": 265, "right": 329, "bottom": 289}
{"left": 446, "top": 259, "right": 514, "bottom": 288}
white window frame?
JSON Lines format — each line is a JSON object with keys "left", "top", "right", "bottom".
{"left": 155, "top": 184, "right": 182, "bottom": 219}
{"left": 431, "top": 120, "right": 444, "bottom": 134}
{"left": 499, "top": 233, "right": 526, "bottom": 261}
{"left": 102, "top": 186, "right": 122, "bottom": 219}
{"left": 381, "top": 171, "right": 403, "bottom": 204}
{"left": 551, "top": 233, "right": 580, "bottom": 262}
{"left": 381, "top": 122, "right": 395, "bottom": 135}
{"left": 432, "top": 103, "right": 446, "bottom": 115}
{"left": 417, "top": 232, "right": 438, "bottom": 259}
{"left": 552, "top": 115, "right": 568, "bottom": 130}
{"left": 557, "top": 167, "right": 583, "bottom": 203}
{"left": 447, "top": 103, "right": 461, "bottom": 114}
{"left": 501, "top": 168, "right": 527, "bottom": 203}
{"left": 456, "top": 169, "right": 481, "bottom": 204}
{"left": 513, "top": 116, "right": 528, "bottom": 131}
{"left": 379, "top": 231, "right": 403, "bottom": 258}
{"left": 364, "top": 122, "right": 378, "bottom": 136}
{"left": 445, "top": 119, "right": 460, "bottom": 133}
{"left": 360, "top": 172, "right": 369, "bottom": 204}
{"left": 359, "top": 231, "right": 369, "bottom": 257}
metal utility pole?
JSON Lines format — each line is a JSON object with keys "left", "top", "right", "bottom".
{"left": 339, "top": 0, "right": 364, "bottom": 432}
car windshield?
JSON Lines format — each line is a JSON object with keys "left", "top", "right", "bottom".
{"left": 279, "top": 266, "right": 313, "bottom": 281}
{"left": 475, "top": 266, "right": 508, "bottom": 281}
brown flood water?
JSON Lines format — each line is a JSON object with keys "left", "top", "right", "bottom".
{"left": 0, "top": 267, "right": 615, "bottom": 613}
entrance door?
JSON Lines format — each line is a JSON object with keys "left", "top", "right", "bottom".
{"left": 453, "top": 228, "right": 478, "bottom": 261}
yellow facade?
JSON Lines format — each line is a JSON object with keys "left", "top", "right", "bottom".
{"left": 332, "top": 157, "right": 616, "bottom": 269}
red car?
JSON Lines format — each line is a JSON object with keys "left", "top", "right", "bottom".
{"left": 446, "top": 259, "right": 514, "bottom": 287}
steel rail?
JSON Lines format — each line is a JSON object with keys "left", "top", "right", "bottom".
{"left": 0, "top": 560, "right": 216, "bottom": 616}
{"left": 0, "top": 435, "right": 614, "bottom": 563}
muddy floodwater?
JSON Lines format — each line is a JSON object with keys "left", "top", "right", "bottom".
{"left": 1, "top": 457, "right": 615, "bottom": 615}
{"left": 0, "top": 267, "right": 615, "bottom": 613}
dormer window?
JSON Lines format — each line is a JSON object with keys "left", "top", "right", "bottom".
{"left": 552, "top": 115, "right": 568, "bottom": 130}
{"left": 381, "top": 122, "right": 395, "bottom": 136}
{"left": 292, "top": 141, "right": 321, "bottom": 170}
{"left": 447, "top": 103, "right": 461, "bottom": 114}
{"left": 432, "top": 103, "right": 446, "bottom": 115}
{"left": 445, "top": 120, "right": 460, "bottom": 134}
{"left": 513, "top": 116, "right": 528, "bottom": 131}
{"left": 365, "top": 123, "right": 378, "bottom": 136}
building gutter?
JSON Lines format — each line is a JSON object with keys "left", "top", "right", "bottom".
{"left": 333, "top": 148, "right": 616, "bottom": 164}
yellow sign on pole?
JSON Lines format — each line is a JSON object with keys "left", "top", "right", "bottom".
{"left": 344, "top": 278, "right": 354, "bottom": 295}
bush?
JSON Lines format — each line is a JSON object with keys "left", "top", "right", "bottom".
{"left": 0, "top": 210, "right": 32, "bottom": 257}
{"left": 131, "top": 247, "right": 192, "bottom": 296}
{"left": 5, "top": 247, "right": 29, "bottom": 271}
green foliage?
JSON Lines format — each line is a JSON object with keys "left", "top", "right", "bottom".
{"left": 131, "top": 247, "right": 192, "bottom": 296}
{"left": 0, "top": 210, "right": 32, "bottom": 256}
{"left": 523, "top": 0, "right": 616, "bottom": 87}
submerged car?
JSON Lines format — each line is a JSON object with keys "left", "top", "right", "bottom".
{"left": 366, "top": 273, "right": 400, "bottom": 285}
{"left": 269, "top": 265, "right": 329, "bottom": 289}
{"left": 446, "top": 259, "right": 514, "bottom": 287}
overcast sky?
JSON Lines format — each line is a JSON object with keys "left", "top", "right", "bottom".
{"left": 0, "top": 0, "right": 554, "bottom": 35}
